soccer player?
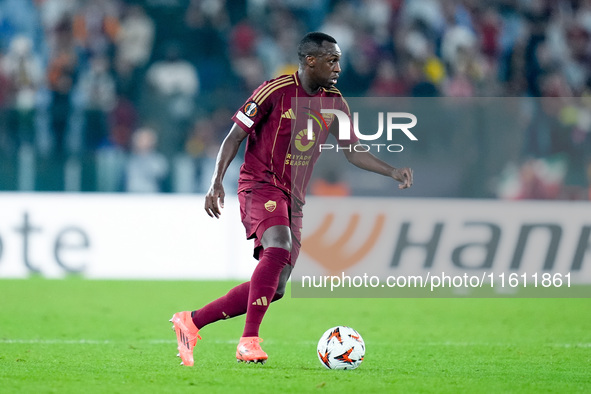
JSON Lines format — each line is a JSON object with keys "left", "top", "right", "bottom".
{"left": 171, "top": 32, "right": 413, "bottom": 366}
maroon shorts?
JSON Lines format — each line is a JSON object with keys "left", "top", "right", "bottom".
{"left": 238, "top": 185, "right": 302, "bottom": 265}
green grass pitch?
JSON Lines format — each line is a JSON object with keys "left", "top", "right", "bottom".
{"left": 1, "top": 278, "right": 590, "bottom": 393}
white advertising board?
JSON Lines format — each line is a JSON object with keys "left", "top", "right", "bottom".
{"left": 0, "top": 194, "right": 589, "bottom": 286}
{"left": 0, "top": 194, "right": 256, "bottom": 279}
{"left": 293, "top": 197, "right": 591, "bottom": 296}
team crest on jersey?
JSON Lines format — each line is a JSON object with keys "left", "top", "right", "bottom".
{"left": 322, "top": 112, "right": 335, "bottom": 124}
{"left": 243, "top": 101, "right": 258, "bottom": 117}
{"left": 264, "top": 200, "right": 277, "bottom": 212}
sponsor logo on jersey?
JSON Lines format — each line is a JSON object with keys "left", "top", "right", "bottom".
{"left": 294, "top": 129, "right": 316, "bottom": 152}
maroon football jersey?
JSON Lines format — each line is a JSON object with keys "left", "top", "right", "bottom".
{"left": 232, "top": 72, "right": 357, "bottom": 204}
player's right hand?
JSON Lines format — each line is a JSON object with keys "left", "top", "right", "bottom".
{"left": 392, "top": 167, "right": 413, "bottom": 189}
{"left": 205, "top": 182, "right": 225, "bottom": 218}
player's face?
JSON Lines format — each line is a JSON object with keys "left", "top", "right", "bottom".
{"left": 313, "top": 42, "right": 342, "bottom": 89}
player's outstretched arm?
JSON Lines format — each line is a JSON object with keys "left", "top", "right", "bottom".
{"left": 342, "top": 142, "right": 413, "bottom": 189}
{"left": 204, "top": 123, "right": 248, "bottom": 218}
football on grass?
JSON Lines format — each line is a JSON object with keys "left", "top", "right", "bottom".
{"left": 317, "top": 326, "right": 365, "bottom": 370}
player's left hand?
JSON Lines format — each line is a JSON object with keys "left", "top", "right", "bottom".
{"left": 392, "top": 167, "right": 413, "bottom": 189}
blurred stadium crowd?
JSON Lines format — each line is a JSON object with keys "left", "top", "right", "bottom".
{"left": 0, "top": 0, "right": 590, "bottom": 199}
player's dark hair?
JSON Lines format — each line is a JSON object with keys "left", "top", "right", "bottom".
{"left": 297, "top": 32, "right": 337, "bottom": 64}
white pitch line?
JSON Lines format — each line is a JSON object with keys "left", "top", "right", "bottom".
{"left": 0, "top": 339, "right": 203, "bottom": 345}
{"left": 1, "top": 339, "right": 590, "bottom": 348}
{"left": 421, "top": 341, "right": 591, "bottom": 348}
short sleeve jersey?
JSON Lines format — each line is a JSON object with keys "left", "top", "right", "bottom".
{"left": 232, "top": 72, "right": 357, "bottom": 204}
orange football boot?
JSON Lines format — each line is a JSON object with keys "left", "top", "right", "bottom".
{"left": 170, "top": 311, "right": 201, "bottom": 366}
{"left": 236, "top": 336, "right": 268, "bottom": 364}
